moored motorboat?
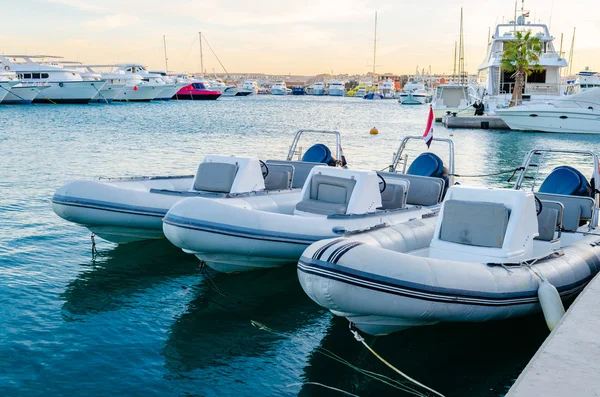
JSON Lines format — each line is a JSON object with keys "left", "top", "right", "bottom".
{"left": 52, "top": 130, "right": 345, "bottom": 243}
{"left": 175, "top": 81, "right": 221, "bottom": 100}
{"left": 495, "top": 88, "right": 600, "bottom": 134}
{"left": 298, "top": 148, "right": 600, "bottom": 335}
{"left": 163, "top": 137, "right": 455, "bottom": 273}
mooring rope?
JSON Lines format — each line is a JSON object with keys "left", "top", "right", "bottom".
{"left": 349, "top": 323, "right": 445, "bottom": 397}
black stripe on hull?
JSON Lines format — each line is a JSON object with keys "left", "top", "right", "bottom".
{"left": 174, "top": 95, "right": 220, "bottom": 100}
{"left": 298, "top": 260, "right": 593, "bottom": 307}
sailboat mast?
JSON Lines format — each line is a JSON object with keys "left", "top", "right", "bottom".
{"left": 373, "top": 11, "right": 377, "bottom": 76}
{"left": 199, "top": 32, "right": 204, "bottom": 77}
{"left": 568, "top": 27, "right": 576, "bottom": 75}
{"left": 458, "top": 7, "right": 465, "bottom": 84}
{"left": 163, "top": 35, "right": 169, "bottom": 72}
{"left": 453, "top": 41, "right": 457, "bottom": 82}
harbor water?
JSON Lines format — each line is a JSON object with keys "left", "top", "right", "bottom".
{"left": 2, "top": 96, "right": 600, "bottom": 396}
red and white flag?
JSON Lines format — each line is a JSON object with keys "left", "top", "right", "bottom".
{"left": 423, "top": 106, "right": 434, "bottom": 148}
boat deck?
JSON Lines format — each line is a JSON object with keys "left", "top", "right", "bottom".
{"left": 506, "top": 273, "right": 600, "bottom": 397}
{"left": 441, "top": 114, "right": 510, "bottom": 129}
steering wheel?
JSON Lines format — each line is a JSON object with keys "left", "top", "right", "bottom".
{"left": 377, "top": 174, "right": 387, "bottom": 193}
{"left": 259, "top": 160, "right": 269, "bottom": 179}
{"left": 535, "top": 195, "right": 543, "bottom": 216}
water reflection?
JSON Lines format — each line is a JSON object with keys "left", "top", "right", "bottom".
{"left": 163, "top": 265, "right": 325, "bottom": 374}
{"left": 300, "top": 314, "right": 550, "bottom": 397}
{"left": 61, "top": 239, "right": 200, "bottom": 318}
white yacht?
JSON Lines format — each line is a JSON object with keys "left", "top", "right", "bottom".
{"left": 431, "top": 83, "right": 481, "bottom": 119}
{"left": 328, "top": 81, "right": 345, "bottom": 96}
{"left": 478, "top": 16, "right": 568, "bottom": 113}
{"left": 496, "top": 87, "right": 600, "bottom": 134}
{"left": 239, "top": 80, "right": 258, "bottom": 95}
{"left": 208, "top": 78, "right": 239, "bottom": 97}
{"left": 0, "top": 55, "right": 103, "bottom": 103}
{"left": 0, "top": 71, "right": 49, "bottom": 104}
{"left": 270, "top": 81, "right": 287, "bottom": 95}
{"left": 150, "top": 70, "right": 189, "bottom": 98}
{"left": 115, "top": 64, "right": 177, "bottom": 100}
{"left": 573, "top": 67, "right": 600, "bottom": 93}
{"left": 78, "top": 65, "right": 158, "bottom": 102}
{"left": 355, "top": 82, "right": 371, "bottom": 98}
{"left": 60, "top": 63, "right": 125, "bottom": 103}
{"left": 379, "top": 79, "right": 396, "bottom": 99}
{"left": 0, "top": 71, "right": 22, "bottom": 103}
{"left": 398, "top": 80, "right": 432, "bottom": 105}
{"left": 311, "top": 82, "right": 326, "bottom": 96}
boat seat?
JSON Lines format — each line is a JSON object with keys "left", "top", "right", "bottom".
{"left": 264, "top": 164, "right": 293, "bottom": 190}
{"left": 379, "top": 182, "right": 408, "bottom": 210}
{"left": 295, "top": 174, "right": 356, "bottom": 215}
{"left": 535, "top": 200, "right": 564, "bottom": 241}
{"left": 192, "top": 162, "right": 238, "bottom": 193}
{"left": 439, "top": 200, "right": 510, "bottom": 248}
{"left": 379, "top": 172, "right": 445, "bottom": 206}
{"left": 536, "top": 193, "right": 594, "bottom": 232}
{"left": 265, "top": 160, "right": 323, "bottom": 188}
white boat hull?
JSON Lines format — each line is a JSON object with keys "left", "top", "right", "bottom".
{"left": 163, "top": 198, "right": 435, "bottom": 273}
{"left": 496, "top": 108, "right": 600, "bottom": 134}
{"left": 312, "top": 89, "right": 325, "bottom": 96}
{"left": 271, "top": 88, "right": 287, "bottom": 95}
{"left": 298, "top": 218, "right": 600, "bottom": 335}
{"left": 153, "top": 84, "right": 179, "bottom": 100}
{"left": 90, "top": 83, "right": 125, "bottom": 103}
{"left": 1, "top": 84, "right": 44, "bottom": 104}
{"left": 32, "top": 81, "right": 104, "bottom": 104}
{"left": 114, "top": 85, "right": 158, "bottom": 102}
{"left": 328, "top": 88, "right": 345, "bottom": 97}
{"left": 399, "top": 92, "right": 430, "bottom": 105}
{"left": 52, "top": 176, "right": 302, "bottom": 244}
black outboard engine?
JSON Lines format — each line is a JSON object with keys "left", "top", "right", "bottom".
{"left": 407, "top": 152, "right": 448, "bottom": 178}
{"left": 407, "top": 152, "right": 450, "bottom": 198}
{"left": 302, "top": 144, "right": 336, "bottom": 166}
{"left": 539, "top": 166, "right": 593, "bottom": 197}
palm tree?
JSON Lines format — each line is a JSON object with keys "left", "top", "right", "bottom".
{"left": 501, "top": 30, "right": 543, "bottom": 107}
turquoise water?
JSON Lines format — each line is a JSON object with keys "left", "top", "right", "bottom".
{"left": 2, "top": 96, "right": 600, "bottom": 396}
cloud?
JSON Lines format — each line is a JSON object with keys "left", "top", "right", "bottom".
{"left": 45, "top": 0, "right": 107, "bottom": 13}
{"left": 86, "top": 14, "right": 140, "bottom": 29}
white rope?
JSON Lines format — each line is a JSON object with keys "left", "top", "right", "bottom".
{"left": 251, "top": 321, "right": 428, "bottom": 397}
{"left": 349, "top": 324, "right": 446, "bottom": 397}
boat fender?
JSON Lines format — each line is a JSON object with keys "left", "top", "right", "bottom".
{"left": 537, "top": 277, "right": 565, "bottom": 331}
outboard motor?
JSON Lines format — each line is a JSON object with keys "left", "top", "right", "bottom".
{"left": 302, "top": 144, "right": 336, "bottom": 166}
{"left": 407, "top": 152, "right": 450, "bottom": 198}
{"left": 539, "top": 166, "right": 593, "bottom": 197}
{"left": 407, "top": 153, "right": 447, "bottom": 179}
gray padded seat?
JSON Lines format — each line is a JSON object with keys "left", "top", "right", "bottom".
{"left": 379, "top": 172, "right": 444, "bottom": 206}
{"left": 379, "top": 183, "right": 408, "bottom": 210}
{"left": 264, "top": 165, "right": 293, "bottom": 190}
{"left": 440, "top": 200, "right": 510, "bottom": 248}
{"left": 295, "top": 174, "right": 356, "bottom": 215}
{"left": 536, "top": 193, "right": 594, "bottom": 232}
{"left": 193, "top": 162, "right": 238, "bottom": 193}
{"left": 535, "top": 200, "right": 564, "bottom": 241}
{"left": 266, "top": 160, "right": 323, "bottom": 188}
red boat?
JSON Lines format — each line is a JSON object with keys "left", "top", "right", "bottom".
{"left": 174, "top": 82, "right": 221, "bottom": 100}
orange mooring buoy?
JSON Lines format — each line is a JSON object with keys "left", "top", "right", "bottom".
{"left": 370, "top": 127, "right": 379, "bottom": 135}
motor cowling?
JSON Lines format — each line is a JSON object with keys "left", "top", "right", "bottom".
{"left": 302, "top": 144, "right": 336, "bottom": 166}
{"left": 539, "top": 166, "right": 592, "bottom": 197}
{"left": 407, "top": 152, "right": 447, "bottom": 179}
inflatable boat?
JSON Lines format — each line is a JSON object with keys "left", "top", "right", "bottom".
{"left": 52, "top": 129, "right": 346, "bottom": 243}
{"left": 163, "top": 137, "right": 455, "bottom": 273}
{"left": 298, "top": 148, "right": 600, "bottom": 335}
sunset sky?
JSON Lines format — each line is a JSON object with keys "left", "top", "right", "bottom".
{"left": 2, "top": 0, "right": 598, "bottom": 76}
